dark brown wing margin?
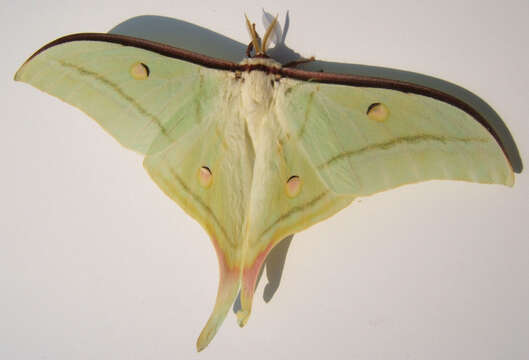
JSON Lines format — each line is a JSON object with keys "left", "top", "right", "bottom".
{"left": 23, "top": 32, "right": 242, "bottom": 71}
{"left": 280, "top": 68, "right": 520, "bottom": 173}
{"left": 23, "top": 33, "right": 520, "bottom": 172}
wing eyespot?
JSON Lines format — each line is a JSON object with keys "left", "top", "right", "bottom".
{"left": 367, "top": 102, "right": 389, "bottom": 122}
{"left": 130, "top": 62, "right": 150, "bottom": 80}
{"left": 286, "top": 175, "right": 302, "bottom": 198}
{"left": 198, "top": 166, "right": 213, "bottom": 188}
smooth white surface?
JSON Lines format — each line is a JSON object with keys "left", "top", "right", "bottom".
{"left": 2, "top": 1, "right": 528, "bottom": 359}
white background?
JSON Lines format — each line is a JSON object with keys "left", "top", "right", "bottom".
{"left": 2, "top": 0, "right": 528, "bottom": 359}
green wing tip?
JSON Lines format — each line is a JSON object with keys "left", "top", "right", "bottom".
{"left": 196, "top": 329, "right": 213, "bottom": 352}
{"left": 196, "top": 340, "right": 206, "bottom": 352}
{"left": 236, "top": 309, "right": 250, "bottom": 327}
{"left": 13, "top": 69, "right": 22, "bottom": 82}
{"left": 14, "top": 60, "right": 28, "bottom": 81}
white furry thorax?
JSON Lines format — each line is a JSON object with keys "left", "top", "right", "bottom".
{"left": 238, "top": 57, "right": 282, "bottom": 68}
{"left": 238, "top": 57, "right": 282, "bottom": 144}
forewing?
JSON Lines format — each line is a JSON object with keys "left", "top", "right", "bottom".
{"left": 15, "top": 39, "right": 224, "bottom": 154}
{"left": 279, "top": 80, "right": 514, "bottom": 196}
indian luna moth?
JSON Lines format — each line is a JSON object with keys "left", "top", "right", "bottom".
{"left": 14, "top": 13, "right": 523, "bottom": 351}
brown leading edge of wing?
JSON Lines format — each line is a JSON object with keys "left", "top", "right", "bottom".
{"left": 280, "top": 67, "right": 522, "bottom": 174}
{"left": 21, "top": 33, "right": 522, "bottom": 173}
{"left": 21, "top": 32, "right": 242, "bottom": 71}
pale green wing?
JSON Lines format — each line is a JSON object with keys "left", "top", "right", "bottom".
{"left": 142, "top": 87, "right": 254, "bottom": 351}
{"left": 15, "top": 39, "right": 223, "bottom": 154}
{"left": 232, "top": 116, "right": 354, "bottom": 328}
{"left": 15, "top": 36, "right": 245, "bottom": 350}
{"left": 15, "top": 34, "right": 518, "bottom": 353}
{"left": 278, "top": 80, "right": 514, "bottom": 196}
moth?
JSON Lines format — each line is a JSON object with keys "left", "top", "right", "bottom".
{"left": 15, "top": 15, "right": 522, "bottom": 351}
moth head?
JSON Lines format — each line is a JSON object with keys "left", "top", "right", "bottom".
{"left": 245, "top": 14, "right": 278, "bottom": 57}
